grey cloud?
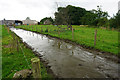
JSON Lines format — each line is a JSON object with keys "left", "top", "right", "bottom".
{"left": 0, "top": 0, "right": 119, "bottom": 20}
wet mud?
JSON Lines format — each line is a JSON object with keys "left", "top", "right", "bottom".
{"left": 10, "top": 28, "right": 120, "bottom": 78}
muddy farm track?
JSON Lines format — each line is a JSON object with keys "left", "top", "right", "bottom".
{"left": 10, "top": 28, "right": 119, "bottom": 78}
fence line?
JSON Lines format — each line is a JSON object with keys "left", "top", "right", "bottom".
{"left": 72, "top": 27, "right": 74, "bottom": 40}
{"left": 94, "top": 29, "right": 97, "bottom": 47}
{"left": 19, "top": 25, "right": 99, "bottom": 48}
{"left": 19, "top": 40, "right": 31, "bottom": 69}
{"left": 6, "top": 26, "right": 31, "bottom": 69}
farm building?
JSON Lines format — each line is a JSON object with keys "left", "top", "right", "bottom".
{"left": 22, "top": 17, "right": 38, "bottom": 25}
{"left": 1, "top": 19, "right": 23, "bottom": 26}
{"left": 15, "top": 20, "right": 23, "bottom": 26}
{"left": 43, "top": 19, "right": 52, "bottom": 25}
{"left": 0, "top": 20, "right": 2, "bottom": 25}
{"left": 2, "top": 20, "right": 15, "bottom": 26}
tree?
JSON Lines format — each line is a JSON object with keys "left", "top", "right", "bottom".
{"left": 40, "top": 17, "right": 54, "bottom": 25}
{"left": 81, "top": 11, "right": 96, "bottom": 25}
{"left": 54, "top": 5, "right": 87, "bottom": 29}
{"left": 54, "top": 5, "right": 109, "bottom": 27}
{"left": 81, "top": 6, "right": 109, "bottom": 27}
{"left": 91, "top": 6, "right": 109, "bottom": 27}
{"left": 66, "top": 5, "right": 86, "bottom": 25}
{"left": 109, "top": 12, "right": 120, "bottom": 29}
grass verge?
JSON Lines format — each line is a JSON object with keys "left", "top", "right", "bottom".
{"left": 2, "top": 25, "right": 52, "bottom": 79}
{"left": 16, "top": 25, "right": 118, "bottom": 55}
{"left": 0, "top": 25, "right": 2, "bottom": 80}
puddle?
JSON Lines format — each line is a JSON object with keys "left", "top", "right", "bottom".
{"left": 10, "top": 28, "right": 119, "bottom": 78}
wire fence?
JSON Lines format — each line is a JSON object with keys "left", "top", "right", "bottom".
{"left": 23, "top": 25, "right": 98, "bottom": 46}
{"left": 16, "top": 25, "right": 118, "bottom": 54}
{"left": 19, "top": 41, "right": 31, "bottom": 69}
{"left": 5, "top": 25, "right": 31, "bottom": 69}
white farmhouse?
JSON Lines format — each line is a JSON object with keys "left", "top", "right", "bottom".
{"left": 22, "top": 17, "right": 38, "bottom": 25}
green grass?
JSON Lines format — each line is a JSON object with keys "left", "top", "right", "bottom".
{"left": 2, "top": 26, "right": 52, "bottom": 78}
{"left": 16, "top": 25, "right": 119, "bottom": 55}
{"left": 0, "top": 25, "right": 2, "bottom": 80}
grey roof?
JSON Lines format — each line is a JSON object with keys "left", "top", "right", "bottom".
{"left": 2, "top": 20, "right": 15, "bottom": 25}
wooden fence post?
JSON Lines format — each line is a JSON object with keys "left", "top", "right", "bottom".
{"left": 58, "top": 28, "right": 60, "bottom": 37}
{"left": 31, "top": 58, "right": 41, "bottom": 79}
{"left": 12, "top": 33, "right": 15, "bottom": 49}
{"left": 16, "top": 37, "right": 19, "bottom": 52}
{"left": 94, "top": 29, "right": 97, "bottom": 47}
{"left": 36, "top": 26, "right": 37, "bottom": 31}
{"left": 72, "top": 27, "right": 74, "bottom": 40}
{"left": 47, "top": 27, "right": 49, "bottom": 33}
{"left": 39, "top": 26, "right": 40, "bottom": 32}
{"left": 41, "top": 27, "right": 43, "bottom": 32}
{"left": 7, "top": 27, "right": 9, "bottom": 33}
{"left": 112, "top": 27, "right": 114, "bottom": 31}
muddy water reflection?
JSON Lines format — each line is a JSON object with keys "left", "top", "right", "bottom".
{"left": 10, "top": 28, "right": 119, "bottom": 78}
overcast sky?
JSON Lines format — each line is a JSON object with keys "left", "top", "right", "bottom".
{"left": 0, "top": 0, "right": 119, "bottom": 21}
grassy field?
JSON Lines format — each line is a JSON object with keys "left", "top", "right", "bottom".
{"left": 16, "top": 25, "right": 119, "bottom": 55}
{"left": 2, "top": 25, "right": 52, "bottom": 79}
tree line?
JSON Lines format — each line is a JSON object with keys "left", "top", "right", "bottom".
{"left": 40, "top": 5, "right": 120, "bottom": 29}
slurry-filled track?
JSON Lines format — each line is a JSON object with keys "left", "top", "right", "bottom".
{"left": 10, "top": 28, "right": 119, "bottom": 78}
